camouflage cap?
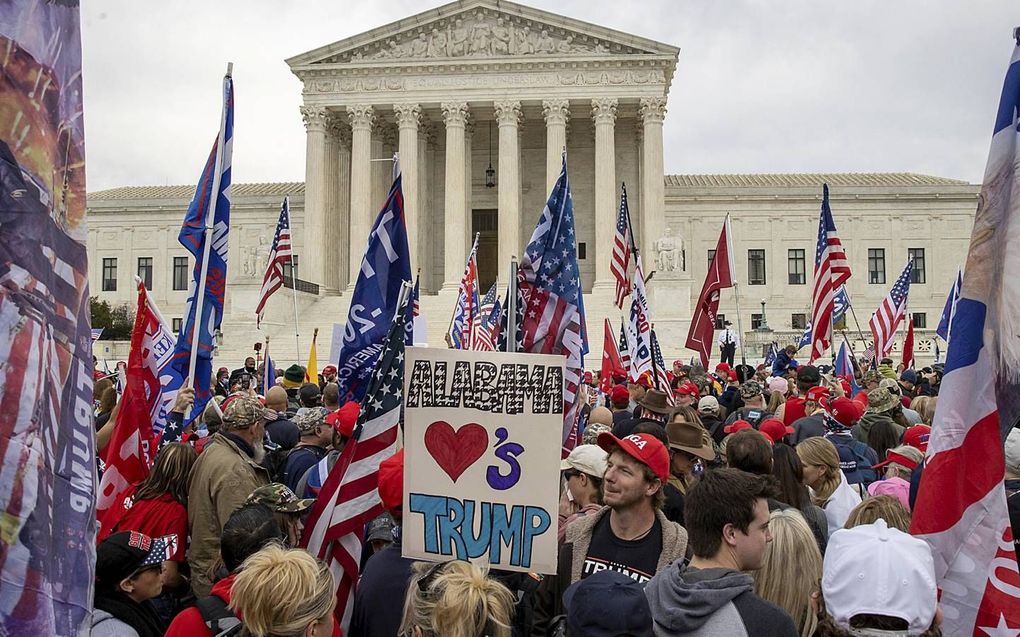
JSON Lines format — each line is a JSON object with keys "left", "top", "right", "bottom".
{"left": 739, "top": 380, "right": 763, "bottom": 400}
{"left": 582, "top": 421, "right": 612, "bottom": 446}
{"left": 222, "top": 396, "right": 268, "bottom": 429}
{"left": 867, "top": 387, "right": 900, "bottom": 414}
{"left": 295, "top": 407, "right": 330, "bottom": 435}
{"left": 863, "top": 369, "right": 883, "bottom": 385}
{"left": 245, "top": 483, "right": 314, "bottom": 513}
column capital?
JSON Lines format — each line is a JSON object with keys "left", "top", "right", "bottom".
{"left": 346, "top": 104, "right": 376, "bottom": 130}
{"left": 300, "top": 105, "right": 329, "bottom": 132}
{"left": 494, "top": 100, "right": 522, "bottom": 127}
{"left": 394, "top": 103, "right": 422, "bottom": 130}
{"left": 542, "top": 99, "right": 570, "bottom": 125}
{"left": 591, "top": 98, "right": 618, "bottom": 125}
{"left": 441, "top": 102, "right": 470, "bottom": 127}
{"left": 326, "top": 113, "right": 351, "bottom": 148}
{"left": 639, "top": 97, "right": 668, "bottom": 124}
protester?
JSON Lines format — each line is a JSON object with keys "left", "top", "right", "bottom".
{"left": 790, "top": 386, "right": 829, "bottom": 444}
{"left": 532, "top": 432, "right": 688, "bottom": 635}
{"left": 868, "top": 445, "right": 923, "bottom": 510}
{"left": 696, "top": 396, "right": 725, "bottom": 443}
{"left": 298, "top": 382, "right": 322, "bottom": 412}
{"left": 865, "top": 419, "right": 900, "bottom": 465}
{"left": 817, "top": 520, "right": 940, "bottom": 636}
{"left": 796, "top": 437, "right": 861, "bottom": 536}
{"left": 879, "top": 378, "right": 922, "bottom": 424}
{"left": 752, "top": 509, "right": 823, "bottom": 637}
{"left": 229, "top": 357, "right": 258, "bottom": 389}
{"left": 776, "top": 365, "right": 821, "bottom": 426}
{"left": 229, "top": 545, "right": 336, "bottom": 637}
{"left": 94, "top": 377, "right": 117, "bottom": 431}
{"left": 822, "top": 397, "right": 877, "bottom": 491}
{"left": 674, "top": 382, "right": 699, "bottom": 408}
{"left": 759, "top": 417, "right": 794, "bottom": 445}
{"left": 844, "top": 495, "right": 912, "bottom": 532}
{"left": 644, "top": 468, "right": 798, "bottom": 636}
{"left": 263, "top": 386, "right": 299, "bottom": 450}
{"left": 399, "top": 560, "right": 515, "bottom": 637}
{"left": 854, "top": 388, "right": 906, "bottom": 444}
{"left": 188, "top": 396, "right": 272, "bottom": 596}
{"left": 770, "top": 442, "right": 828, "bottom": 553}
{"left": 244, "top": 483, "right": 313, "bottom": 547}
{"left": 665, "top": 409, "right": 716, "bottom": 496}
{"left": 724, "top": 381, "right": 772, "bottom": 427}
{"left": 628, "top": 374, "right": 653, "bottom": 412}
{"left": 554, "top": 570, "right": 654, "bottom": 637}
{"left": 558, "top": 444, "right": 608, "bottom": 541}
{"left": 281, "top": 364, "right": 305, "bottom": 412}
{"left": 296, "top": 400, "right": 359, "bottom": 499}
{"left": 214, "top": 367, "right": 230, "bottom": 398}
{"left": 281, "top": 407, "right": 332, "bottom": 492}
{"left": 581, "top": 412, "right": 612, "bottom": 446}
{"left": 610, "top": 384, "right": 633, "bottom": 429}
{"left": 772, "top": 345, "right": 799, "bottom": 377}
{"left": 321, "top": 364, "right": 338, "bottom": 386}
{"left": 92, "top": 532, "right": 168, "bottom": 637}
{"left": 1005, "top": 427, "right": 1020, "bottom": 564}
{"left": 365, "top": 513, "right": 395, "bottom": 556}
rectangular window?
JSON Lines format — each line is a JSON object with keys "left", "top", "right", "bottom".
{"left": 577, "top": 242, "right": 586, "bottom": 260}
{"left": 282, "top": 255, "right": 300, "bottom": 283}
{"left": 172, "top": 318, "right": 183, "bottom": 334}
{"left": 751, "top": 313, "right": 764, "bottom": 330}
{"left": 787, "top": 249, "right": 806, "bottom": 285}
{"left": 912, "top": 313, "right": 927, "bottom": 329}
{"left": 747, "top": 249, "right": 766, "bottom": 285}
{"left": 173, "top": 256, "right": 189, "bottom": 291}
{"left": 137, "top": 257, "right": 153, "bottom": 290}
{"left": 908, "top": 248, "right": 926, "bottom": 284}
{"left": 708, "top": 249, "right": 716, "bottom": 268}
{"left": 102, "top": 258, "right": 117, "bottom": 292}
{"left": 714, "top": 314, "right": 726, "bottom": 330}
{"left": 868, "top": 248, "right": 886, "bottom": 284}
{"left": 791, "top": 313, "right": 807, "bottom": 330}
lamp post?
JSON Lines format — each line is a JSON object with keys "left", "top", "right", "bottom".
{"left": 758, "top": 298, "right": 770, "bottom": 331}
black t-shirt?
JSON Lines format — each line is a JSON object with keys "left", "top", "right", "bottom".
{"left": 581, "top": 514, "right": 662, "bottom": 585}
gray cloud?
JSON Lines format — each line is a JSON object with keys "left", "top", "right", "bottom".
{"left": 81, "top": 0, "right": 1016, "bottom": 191}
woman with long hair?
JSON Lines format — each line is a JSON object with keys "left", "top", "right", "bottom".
{"left": 796, "top": 437, "right": 861, "bottom": 537}
{"left": 771, "top": 442, "right": 828, "bottom": 553}
{"left": 94, "top": 377, "right": 117, "bottom": 430}
{"left": 229, "top": 545, "right": 336, "bottom": 637}
{"left": 399, "top": 560, "right": 515, "bottom": 637}
{"left": 866, "top": 420, "right": 900, "bottom": 464}
{"left": 752, "top": 509, "right": 822, "bottom": 637}
{"left": 845, "top": 495, "right": 912, "bottom": 532}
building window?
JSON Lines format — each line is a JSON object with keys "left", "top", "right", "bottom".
{"left": 172, "top": 318, "right": 183, "bottom": 334}
{"left": 102, "top": 258, "right": 117, "bottom": 292}
{"left": 747, "top": 249, "right": 766, "bottom": 285}
{"left": 791, "top": 313, "right": 807, "bottom": 330}
{"left": 577, "top": 242, "right": 586, "bottom": 260}
{"left": 751, "top": 313, "right": 764, "bottom": 330}
{"left": 137, "top": 257, "right": 153, "bottom": 290}
{"left": 912, "top": 313, "right": 927, "bottom": 328}
{"left": 708, "top": 249, "right": 716, "bottom": 268}
{"left": 787, "top": 249, "right": 806, "bottom": 285}
{"left": 282, "top": 255, "right": 300, "bottom": 283}
{"left": 714, "top": 314, "right": 726, "bottom": 330}
{"left": 173, "top": 257, "right": 189, "bottom": 291}
{"left": 868, "top": 248, "right": 886, "bottom": 284}
{"left": 908, "top": 248, "right": 926, "bottom": 284}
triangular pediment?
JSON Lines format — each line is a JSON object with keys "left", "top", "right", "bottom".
{"left": 287, "top": 0, "right": 679, "bottom": 68}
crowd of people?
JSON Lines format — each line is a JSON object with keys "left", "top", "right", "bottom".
{"left": 89, "top": 350, "right": 1020, "bottom": 637}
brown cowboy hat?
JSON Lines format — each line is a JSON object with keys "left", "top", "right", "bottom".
{"left": 637, "top": 389, "right": 672, "bottom": 415}
{"left": 665, "top": 420, "right": 717, "bottom": 461}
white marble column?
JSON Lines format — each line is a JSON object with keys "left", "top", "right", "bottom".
{"left": 319, "top": 113, "right": 343, "bottom": 293}
{"left": 300, "top": 105, "right": 328, "bottom": 290}
{"left": 494, "top": 100, "right": 522, "bottom": 284}
{"left": 332, "top": 121, "right": 352, "bottom": 290}
{"left": 442, "top": 102, "right": 469, "bottom": 291}
{"left": 640, "top": 97, "right": 667, "bottom": 261}
{"left": 395, "top": 103, "right": 422, "bottom": 272}
{"left": 542, "top": 99, "right": 570, "bottom": 194}
{"left": 464, "top": 116, "right": 474, "bottom": 254}
{"left": 418, "top": 121, "right": 433, "bottom": 290}
{"left": 592, "top": 98, "right": 618, "bottom": 288}
{"left": 346, "top": 104, "right": 375, "bottom": 289}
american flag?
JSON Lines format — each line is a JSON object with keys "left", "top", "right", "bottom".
{"left": 301, "top": 285, "right": 407, "bottom": 632}
{"left": 255, "top": 197, "right": 293, "bottom": 327}
{"left": 412, "top": 271, "right": 420, "bottom": 318}
{"left": 868, "top": 259, "right": 913, "bottom": 360}
{"left": 808, "top": 184, "right": 852, "bottom": 362}
{"left": 649, "top": 328, "right": 674, "bottom": 405}
{"left": 471, "top": 283, "right": 499, "bottom": 351}
{"left": 518, "top": 155, "right": 588, "bottom": 453}
{"left": 448, "top": 236, "right": 480, "bottom": 349}
{"left": 610, "top": 184, "right": 633, "bottom": 309}
{"left": 618, "top": 319, "right": 631, "bottom": 380}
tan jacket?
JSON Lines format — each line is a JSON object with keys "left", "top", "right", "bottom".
{"left": 187, "top": 432, "right": 269, "bottom": 596}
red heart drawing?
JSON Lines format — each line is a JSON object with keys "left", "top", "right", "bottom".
{"left": 424, "top": 421, "right": 489, "bottom": 483}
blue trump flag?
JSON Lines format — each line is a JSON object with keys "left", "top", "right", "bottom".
{"left": 170, "top": 69, "right": 233, "bottom": 423}
{"left": 936, "top": 268, "right": 963, "bottom": 342}
{"left": 335, "top": 172, "right": 411, "bottom": 402}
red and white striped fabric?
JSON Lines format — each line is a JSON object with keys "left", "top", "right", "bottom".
{"left": 254, "top": 197, "right": 293, "bottom": 327}
{"left": 610, "top": 185, "right": 632, "bottom": 309}
{"left": 808, "top": 185, "right": 852, "bottom": 362}
{"left": 868, "top": 259, "right": 913, "bottom": 360}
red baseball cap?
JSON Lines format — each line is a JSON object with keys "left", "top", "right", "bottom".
{"left": 727, "top": 370, "right": 738, "bottom": 382}
{"left": 611, "top": 367, "right": 628, "bottom": 383}
{"left": 675, "top": 382, "right": 699, "bottom": 398}
{"left": 872, "top": 449, "right": 920, "bottom": 472}
{"left": 378, "top": 448, "right": 404, "bottom": 517}
{"left": 715, "top": 363, "right": 732, "bottom": 373}
{"left": 583, "top": 371, "right": 594, "bottom": 384}
{"left": 805, "top": 386, "right": 831, "bottom": 403}
{"left": 759, "top": 418, "right": 794, "bottom": 444}
{"left": 326, "top": 401, "right": 360, "bottom": 438}
{"left": 723, "top": 419, "right": 754, "bottom": 434}
{"left": 635, "top": 372, "right": 654, "bottom": 389}
{"left": 903, "top": 424, "right": 931, "bottom": 453}
{"left": 322, "top": 364, "right": 337, "bottom": 376}
{"left": 826, "top": 397, "right": 858, "bottom": 427}
{"left": 217, "top": 367, "right": 228, "bottom": 374}
{"left": 596, "top": 432, "right": 669, "bottom": 483}
{"left": 610, "top": 384, "right": 630, "bottom": 405}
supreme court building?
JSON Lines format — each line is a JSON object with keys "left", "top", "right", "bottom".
{"left": 87, "top": 0, "right": 979, "bottom": 366}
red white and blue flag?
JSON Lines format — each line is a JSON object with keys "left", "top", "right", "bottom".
{"left": 448, "top": 236, "right": 480, "bottom": 349}
{"left": 910, "top": 41, "right": 1020, "bottom": 635}
{"left": 650, "top": 328, "right": 674, "bottom": 404}
{"left": 625, "top": 256, "right": 654, "bottom": 384}
{"left": 518, "top": 154, "right": 588, "bottom": 453}
{"left": 610, "top": 184, "right": 633, "bottom": 309}
{"left": 808, "top": 185, "right": 852, "bottom": 363}
{"left": 255, "top": 197, "right": 293, "bottom": 327}
{"left": 471, "top": 282, "right": 499, "bottom": 351}
{"left": 618, "top": 319, "right": 631, "bottom": 380}
{"left": 868, "top": 259, "right": 913, "bottom": 360}
{"left": 936, "top": 268, "right": 963, "bottom": 343}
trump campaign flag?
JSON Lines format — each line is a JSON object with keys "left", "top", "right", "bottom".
{"left": 334, "top": 171, "right": 411, "bottom": 402}
{"left": 936, "top": 268, "right": 963, "bottom": 343}
{"left": 686, "top": 216, "right": 735, "bottom": 369}
{"left": 448, "top": 234, "right": 480, "bottom": 349}
{"left": 625, "top": 256, "right": 654, "bottom": 382}
{"left": 170, "top": 66, "right": 233, "bottom": 424}
{"left": 910, "top": 39, "right": 1020, "bottom": 635}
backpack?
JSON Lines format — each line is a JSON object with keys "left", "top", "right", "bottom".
{"left": 261, "top": 444, "right": 294, "bottom": 484}
{"left": 830, "top": 436, "right": 877, "bottom": 486}
{"left": 196, "top": 595, "right": 243, "bottom": 637}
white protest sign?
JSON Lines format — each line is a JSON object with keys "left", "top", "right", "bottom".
{"left": 402, "top": 347, "right": 563, "bottom": 574}
{"left": 329, "top": 323, "right": 344, "bottom": 366}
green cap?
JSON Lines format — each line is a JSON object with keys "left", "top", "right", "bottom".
{"left": 245, "top": 483, "right": 315, "bottom": 513}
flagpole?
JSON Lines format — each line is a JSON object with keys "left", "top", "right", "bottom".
{"left": 445, "top": 233, "right": 480, "bottom": 348}
{"left": 650, "top": 323, "right": 664, "bottom": 392}
{"left": 506, "top": 257, "right": 518, "bottom": 354}
{"left": 846, "top": 303, "right": 872, "bottom": 357}
{"left": 724, "top": 214, "right": 747, "bottom": 365}
{"left": 621, "top": 182, "right": 639, "bottom": 259}
{"left": 281, "top": 195, "right": 301, "bottom": 361}
{"left": 187, "top": 62, "right": 232, "bottom": 391}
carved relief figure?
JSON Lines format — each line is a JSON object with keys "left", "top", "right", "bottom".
{"left": 242, "top": 246, "right": 255, "bottom": 278}
{"left": 409, "top": 32, "right": 428, "bottom": 57}
{"left": 655, "top": 227, "right": 683, "bottom": 272}
{"left": 256, "top": 235, "right": 271, "bottom": 272}
{"left": 449, "top": 18, "right": 470, "bottom": 56}
{"left": 535, "top": 29, "right": 556, "bottom": 54}
{"left": 490, "top": 17, "right": 511, "bottom": 55}
{"left": 427, "top": 28, "right": 448, "bottom": 57}
{"left": 557, "top": 35, "right": 574, "bottom": 54}
{"left": 469, "top": 16, "right": 491, "bottom": 55}
{"left": 514, "top": 25, "right": 534, "bottom": 55}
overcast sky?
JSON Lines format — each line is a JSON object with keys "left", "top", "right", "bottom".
{"left": 81, "top": 1, "right": 1017, "bottom": 192}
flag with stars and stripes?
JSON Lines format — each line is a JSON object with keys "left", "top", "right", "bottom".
{"left": 618, "top": 319, "right": 632, "bottom": 380}
{"left": 808, "top": 184, "right": 852, "bottom": 363}
{"left": 868, "top": 259, "right": 913, "bottom": 360}
{"left": 495, "top": 265, "right": 524, "bottom": 353}
{"left": 255, "top": 197, "right": 293, "bottom": 327}
{"left": 412, "top": 271, "right": 420, "bottom": 318}
{"left": 610, "top": 184, "right": 633, "bottom": 309}
{"left": 936, "top": 268, "right": 963, "bottom": 343}
{"left": 301, "top": 284, "right": 408, "bottom": 633}
{"left": 471, "top": 282, "right": 499, "bottom": 351}
{"left": 649, "top": 328, "right": 674, "bottom": 404}
{"left": 518, "top": 155, "right": 589, "bottom": 453}
{"left": 448, "top": 236, "right": 480, "bottom": 349}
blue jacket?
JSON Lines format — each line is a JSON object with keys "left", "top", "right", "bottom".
{"left": 348, "top": 528, "right": 415, "bottom": 637}
{"left": 772, "top": 350, "right": 797, "bottom": 377}
{"left": 826, "top": 434, "right": 878, "bottom": 486}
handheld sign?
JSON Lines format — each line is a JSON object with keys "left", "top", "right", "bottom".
{"left": 402, "top": 347, "right": 563, "bottom": 574}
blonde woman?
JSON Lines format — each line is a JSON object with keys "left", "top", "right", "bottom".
{"left": 845, "top": 495, "right": 912, "bottom": 532}
{"left": 229, "top": 545, "right": 335, "bottom": 637}
{"left": 752, "top": 509, "right": 822, "bottom": 637}
{"left": 796, "top": 437, "right": 861, "bottom": 537}
{"left": 399, "top": 560, "right": 515, "bottom": 637}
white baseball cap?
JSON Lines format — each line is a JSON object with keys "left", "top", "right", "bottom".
{"left": 1006, "top": 427, "right": 1020, "bottom": 473}
{"left": 823, "top": 519, "right": 937, "bottom": 635}
{"left": 697, "top": 395, "right": 720, "bottom": 414}
{"left": 560, "top": 444, "right": 608, "bottom": 478}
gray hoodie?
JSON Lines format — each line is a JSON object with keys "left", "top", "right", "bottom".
{"left": 645, "top": 564, "right": 797, "bottom": 637}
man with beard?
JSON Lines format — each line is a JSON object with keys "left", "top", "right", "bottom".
{"left": 229, "top": 357, "right": 258, "bottom": 389}
{"left": 186, "top": 396, "right": 271, "bottom": 596}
